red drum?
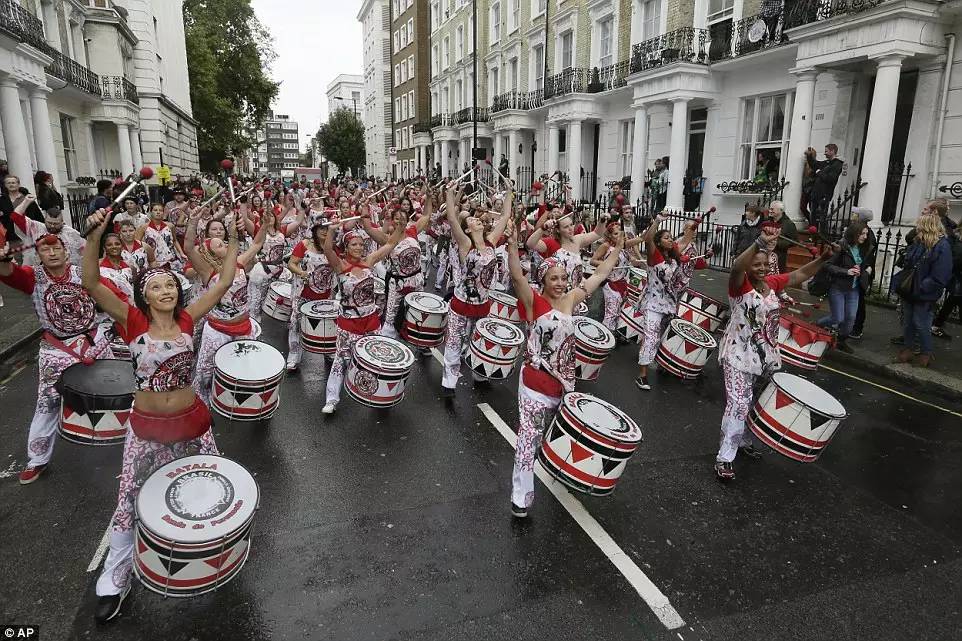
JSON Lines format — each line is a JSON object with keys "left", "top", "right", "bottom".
{"left": 539, "top": 392, "right": 643, "bottom": 496}
{"left": 134, "top": 455, "right": 259, "bottom": 597}
{"left": 466, "top": 317, "right": 525, "bottom": 380}
{"left": 748, "top": 372, "right": 848, "bottom": 463}
{"left": 299, "top": 300, "right": 340, "bottom": 354}
{"left": 778, "top": 315, "right": 835, "bottom": 370}
{"left": 262, "top": 282, "right": 293, "bottom": 322}
{"left": 58, "top": 360, "right": 134, "bottom": 445}
{"left": 615, "top": 303, "right": 645, "bottom": 343}
{"left": 626, "top": 267, "right": 647, "bottom": 305}
{"left": 489, "top": 291, "right": 521, "bottom": 324}
{"left": 574, "top": 317, "right": 615, "bottom": 381}
{"left": 401, "top": 292, "right": 449, "bottom": 347}
{"left": 212, "top": 340, "right": 285, "bottom": 421}
{"left": 677, "top": 289, "right": 729, "bottom": 333}
{"left": 345, "top": 335, "right": 415, "bottom": 407}
{"left": 655, "top": 318, "right": 718, "bottom": 379}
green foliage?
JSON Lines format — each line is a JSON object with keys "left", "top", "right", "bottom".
{"left": 183, "top": 0, "right": 279, "bottom": 170}
{"left": 317, "top": 108, "right": 366, "bottom": 176}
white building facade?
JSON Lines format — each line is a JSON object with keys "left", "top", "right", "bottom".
{"left": 250, "top": 111, "right": 299, "bottom": 179}
{"left": 359, "top": 0, "right": 391, "bottom": 178}
{"left": 326, "top": 73, "right": 365, "bottom": 122}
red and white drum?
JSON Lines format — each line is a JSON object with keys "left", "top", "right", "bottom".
{"left": 655, "top": 318, "right": 718, "bottom": 379}
{"left": 748, "top": 372, "right": 847, "bottom": 463}
{"left": 374, "top": 280, "right": 386, "bottom": 314}
{"left": 626, "top": 267, "right": 647, "bottom": 305}
{"left": 615, "top": 303, "right": 645, "bottom": 343}
{"left": 134, "top": 454, "right": 259, "bottom": 597}
{"left": 778, "top": 315, "right": 835, "bottom": 370}
{"left": 401, "top": 292, "right": 448, "bottom": 347}
{"left": 466, "top": 317, "right": 525, "bottom": 380}
{"left": 489, "top": 291, "right": 522, "bottom": 324}
{"left": 299, "top": 300, "right": 340, "bottom": 354}
{"left": 249, "top": 319, "right": 262, "bottom": 340}
{"left": 539, "top": 392, "right": 643, "bottom": 496}
{"left": 262, "top": 282, "right": 293, "bottom": 322}
{"left": 574, "top": 317, "right": 616, "bottom": 381}
{"left": 345, "top": 335, "right": 415, "bottom": 408}
{"left": 58, "top": 360, "right": 134, "bottom": 445}
{"left": 677, "top": 289, "right": 729, "bottom": 333}
{"left": 211, "top": 340, "right": 285, "bottom": 421}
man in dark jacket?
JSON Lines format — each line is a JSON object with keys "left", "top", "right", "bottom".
{"left": 805, "top": 144, "right": 844, "bottom": 230}
{"left": 87, "top": 179, "right": 113, "bottom": 214}
{"left": 931, "top": 227, "right": 962, "bottom": 339}
{"left": 732, "top": 205, "right": 763, "bottom": 257}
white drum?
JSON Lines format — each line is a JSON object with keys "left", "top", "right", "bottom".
{"left": 249, "top": 318, "right": 262, "bottom": 340}
{"left": 677, "top": 288, "right": 729, "bottom": 333}
{"left": 345, "top": 335, "right": 415, "bottom": 407}
{"left": 615, "top": 304, "right": 645, "bottom": 343}
{"left": 134, "top": 454, "right": 259, "bottom": 597}
{"left": 262, "top": 282, "right": 293, "bottom": 322}
{"left": 625, "top": 267, "right": 647, "bottom": 305}
{"left": 574, "top": 317, "right": 616, "bottom": 381}
{"left": 299, "top": 300, "right": 340, "bottom": 354}
{"left": 466, "top": 317, "right": 525, "bottom": 380}
{"left": 655, "top": 318, "right": 717, "bottom": 379}
{"left": 211, "top": 340, "right": 285, "bottom": 421}
{"left": 489, "top": 291, "right": 522, "bottom": 324}
{"left": 401, "top": 292, "right": 449, "bottom": 347}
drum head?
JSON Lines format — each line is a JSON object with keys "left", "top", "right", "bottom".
{"left": 488, "top": 291, "right": 518, "bottom": 307}
{"left": 354, "top": 335, "right": 415, "bottom": 373}
{"left": 405, "top": 291, "right": 448, "bottom": 313}
{"left": 137, "top": 455, "right": 259, "bottom": 544}
{"left": 772, "top": 372, "right": 846, "bottom": 418}
{"left": 561, "top": 392, "right": 642, "bottom": 444}
{"left": 669, "top": 318, "right": 717, "bottom": 349}
{"left": 475, "top": 317, "right": 525, "bottom": 347}
{"left": 574, "top": 317, "right": 615, "bottom": 350}
{"left": 59, "top": 359, "right": 135, "bottom": 397}
{"left": 213, "top": 340, "right": 285, "bottom": 382}
{"left": 300, "top": 299, "right": 340, "bottom": 318}
{"left": 269, "top": 282, "right": 292, "bottom": 298}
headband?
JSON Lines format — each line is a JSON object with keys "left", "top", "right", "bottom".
{"left": 537, "top": 257, "right": 565, "bottom": 284}
{"left": 139, "top": 267, "right": 175, "bottom": 299}
{"left": 37, "top": 234, "right": 63, "bottom": 247}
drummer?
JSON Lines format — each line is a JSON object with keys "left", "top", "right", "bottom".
{"left": 525, "top": 188, "right": 604, "bottom": 290}
{"left": 714, "top": 226, "right": 833, "bottom": 481}
{"left": 286, "top": 222, "right": 335, "bottom": 372}
{"left": 505, "top": 217, "right": 624, "bottom": 517}
{"left": 98, "top": 232, "right": 134, "bottom": 298}
{"left": 589, "top": 219, "right": 644, "bottom": 333}
{"left": 117, "top": 220, "right": 153, "bottom": 272}
{"left": 320, "top": 215, "right": 405, "bottom": 414}
{"left": 136, "top": 202, "right": 186, "bottom": 270}
{"left": 247, "top": 206, "right": 288, "bottom": 324}
{"left": 81, "top": 209, "right": 240, "bottom": 623}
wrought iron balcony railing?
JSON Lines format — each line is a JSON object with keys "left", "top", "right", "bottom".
{"left": 708, "top": 10, "right": 789, "bottom": 61}
{"left": 594, "top": 59, "right": 631, "bottom": 91}
{"left": 0, "top": 0, "right": 46, "bottom": 50}
{"left": 784, "top": 0, "right": 886, "bottom": 29}
{"left": 429, "top": 113, "right": 455, "bottom": 128}
{"left": 629, "top": 27, "right": 710, "bottom": 74}
{"left": 413, "top": 120, "right": 434, "bottom": 134}
{"left": 101, "top": 75, "right": 139, "bottom": 103}
{"left": 453, "top": 107, "right": 490, "bottom": 124}
{"left": 543, "top": 68, "right": 590, "bottom": 100}
{"left": 47, "top": 49, "right": 102, "bottom": 96}
{"left": 491, "top": 89, "right": 544, "bottom": 112}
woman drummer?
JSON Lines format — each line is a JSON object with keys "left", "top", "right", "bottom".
{"left": 589, "top": 220, "right": 645, "bottom": 333}
{"left": 81, "top": 209, "right": 241, "bottom": 623}
{"left": 136, "top": 202, "right": 186, "bottom": 270}
{"left": 285, "top": 221, "right": 336, "bottom": 372}
{"left": 320, "top": 216, "right": 405, "bottom": 414}
{"left": 247, "top": 206, "right": 288, "bottom": 324}
{"left": 525, "top": 191, "right": 603, "bottom": 290}
{"left": 505, "top": 216, "right": 624, "bottom": 517}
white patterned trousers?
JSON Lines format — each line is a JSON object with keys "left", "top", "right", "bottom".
{"left": 511, "top": 382, "right": 561, "bottom": 508}
{"left": 717, "top": 360, "right": 758, "bottom": 463}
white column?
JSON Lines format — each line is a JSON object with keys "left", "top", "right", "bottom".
{"left": 783, "top": 68, "right": 819, "bottom": 222}
{"left": 493, "top": 132, "right": 503, "bottom": 167}
{"left": 41, "top": 0, "right": 62, "bottom": 51}
{"left": 433, "top": 141, "right": 441, "bottom": 174}
{"left": 568, "top": 120, "right": 583, "bottom": 201}
{"left": 860, "top": 55, "right": 905, "bottom": 218}
{"left": 86, "top": 121, "right": 99, "bottom": 176}
{"left": 630, "top": 0, "right": 644, "bottom": 45}
{"left": 548, "top": 124, "right": 560, "bottom": 176}
{"left": 508, "top": 129, "right": 520, "bottom": 182}
{"left": 0, "top": 77, "right": 33, "bottom": 185}
{"left": 29, "top": 87, "right": 57, "bottom": 185}
{"left": 631, "top": 105, "right": 649, "bottom": 196}
{"left": 129, "top": 127, "right": 143, "bottom": 170}
{"left": 440, "top": 140, "right": 451, "bottom": 177}
{"left": 117, "top": 123, "right": 133, "bottom": 174}
{"left": 667, "top": 98, "right": 688, "bottom": 211}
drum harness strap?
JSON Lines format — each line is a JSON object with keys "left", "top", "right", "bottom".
{"left": 43, "top": 327, "right": 114, "bottom": 364}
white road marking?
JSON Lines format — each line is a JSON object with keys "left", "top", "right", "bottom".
{"left": 87, "top": 521, "right": 112, "bottom": 572}
{"left": 819, "top": 363, "right": 962, "bottom": 419}
{"left": 477, "top": 402, "right": 687, "bottom": 630}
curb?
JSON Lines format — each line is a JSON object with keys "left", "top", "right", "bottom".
{"left": 824, "top": 348, "right": 962, "bottom": 403}
{"left": 0, "top": 327, "right": 42, "bottom": 364}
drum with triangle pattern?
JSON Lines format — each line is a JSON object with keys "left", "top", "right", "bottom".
{"left": 677, "top": 288, "right": 729, "bottom": 333}
{"left": 466, "top": 317, "right": 525, "bottom": 380}
{"left": 58, "top": 360, "right": 135, "bottom": 445}
{"left": 212, "top": 340, "right": 285, "bottom": 421}
{"left": 345, "top": 335, "right": 415, "bottom": 408}
{"left": 655, "top": 318, "right": 718, "bottom": 379}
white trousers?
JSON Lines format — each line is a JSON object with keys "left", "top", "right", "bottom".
{"left": 511, "top": 382, "right": 561, "bottom": 508}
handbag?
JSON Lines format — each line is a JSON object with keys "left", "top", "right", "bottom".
{"left": 893, "top": 247, "right": 929, "bottom": 300}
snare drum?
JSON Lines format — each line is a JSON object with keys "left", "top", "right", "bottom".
{"left": 615, "top": 303, "right": 645, "bottom": 343}
{"left": 748, "top": 372, "right": 847, "bottom": 463}
{"left": 299, "top": 300, "right": 340, "bottom": 354}
{"left": 211, "top": 340, "right": 285, "bottom": 421}
{"left": 57, "top": 360, "right": 134, "bottom": 445}
{"left": 655, "top": 318, "right": 717, "bottom": 379}
{"left": 345, "top": 335, "right": 415, "bottom": 407}
{"left": 626, "top": 267, "right": 647, "bottom": 305}
{"left": 574, "top": 317, "right": 616, "bottom": 381}
{"left": 539, "top": 392, "right": 643, "bottom": 496}
{"left": 489, "top": 291, "right": 522, "bottom": 324}
{"left": 466, "top": 317, "right": 525, "bottom": 380}
{"left": 262, "top": 282, "right": 293, "bottom": 322}
{"left": 777, "top": 315, "right": 835, "bottom": 370}
{"left": 134, "top": 454, "right": 259, "bottom": 597}
{"left": 249, "top": 318, "right": 262, "bottom": 340}
{"left": 401, "top": 292, "right": 449, "bottom": 347}
{"left": 677, "top": 289, "right": 729, "bottom": 333}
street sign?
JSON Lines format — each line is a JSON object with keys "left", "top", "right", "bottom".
{"left": 157, "top": 165, "right": 171, "bottom": 184}
{"left": 388, "top": 147, "right": 397, "bottom": 157}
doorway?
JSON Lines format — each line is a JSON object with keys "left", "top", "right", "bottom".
{"left": 685, "top": 108, "right": 707, "bottom": 211}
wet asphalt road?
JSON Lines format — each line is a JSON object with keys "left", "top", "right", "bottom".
{"left": 1, "top": 295, "right": 960, "bottom": 641}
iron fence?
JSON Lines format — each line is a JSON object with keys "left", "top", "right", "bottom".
{"left": 491, "top": 89, "right": 544, "bottom": 112}
{"left": 101, "top": 75, "right": 139, "bottom": 103}
{"left": 453, "top": 107, "right": 489, "bottom": 124}
{"left": 47, "top": 49, "right": 102, "bottom": 96}
{"left": 882, "top": 160, "right": 913, "bottom": 226}
{"left": 0, "top": 0, "right": 46, "bottom": 50}
{"left": 709, "top": 9, "right": 788, "bottom": 61}
{"left": 785, "top": 0, "right": 886, "bottom": 28}
{"left": 821, "top": 180, "right": 867, "bottom": 239}
{"left": 629, "top": 28, "right": 710, "bottom": 74}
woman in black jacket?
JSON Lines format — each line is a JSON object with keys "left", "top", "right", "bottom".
{"left": 816, "top": 221, "right": 871, "bottom": 352}
{"left": 34, "top": 171, "right": 64, "bottom": 214}
{"left": 731, "top": 205, "right": 762, "bottom": 257}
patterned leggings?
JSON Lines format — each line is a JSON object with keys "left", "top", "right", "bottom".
{"left": 192, "top": 323, "right": 253, "bottom": 407}
{"left": 637, "top": 309, "right": 669, "bottom": 366}
{"left": 380, "top": 277, "right": 422, "bottom": 340}
{"left": 441, "top": 311, "right": 478, "bottom": 389}
{"left": 511, "top": 382, "right": 561, "bottom": 508}
{"left": 325, "top": 325, "right": 369, "bottom": 405}
{"left": 602, "top": 283, "right": 624, "bottom": 331}
{"left": 717, "top": 360, "right": 758, "bottom": 463}
{"left": 95, "top": 426, "right": 218, "bottom": 596}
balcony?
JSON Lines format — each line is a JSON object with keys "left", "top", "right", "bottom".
{"left": 47, "top": 49, "right": 102, "bottom": 96}
{"left": 629, "top": 27, "right": 710, "bottom": 74}
{"left": 413, "top": 120, "right": 434, "bottom": 134}
{"left": 453, "top": 107, "right": 489, "bottom": 124}
{"left": 101, "top": 75, "right": 139, "bottom": 103}
{"left": 0, "top": 0, "right": 47, "bottom": 50}
{"left": 594, "top": 59, "right": 631, "bottom": 91}
{"left": 491, "top": 89, "right": 544, "bottom": 112}
{"left": 708, "top": 10, "right": 789, "bottom": 61}
{"left": 784, "top": 0, "right": 886, "bottom": 29}
{"left": 429, "top": 113, "right": 455, "bottom": 128}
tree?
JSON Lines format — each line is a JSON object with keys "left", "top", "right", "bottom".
{"left": 183, "top": 0, "right": 279, "bottom": 170}
{"left": 298, "top": 149, "right": 314, "bottom": 168}
{"left": 317, "top": 108, "right": 365, "bottom": 177}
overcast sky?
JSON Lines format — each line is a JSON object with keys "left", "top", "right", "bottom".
{"left": 250, "top": 0, "right": 363, "bottom": 150}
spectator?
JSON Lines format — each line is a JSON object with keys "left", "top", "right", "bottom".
{"left": 767, "top": 200, "right": 797, "bottom": 273}
{"left": 87, "top": 179, "right": 113, "bottom": 214}
{"left": 0, "top": 159, "right": 8, "bottom": 182}
{"left": 891, "top": 213, "right": 953, "bottom": 367}
{"left": 931, "top": 225, "right": 962, "bottom": 339}
{"left": 732, "top": 205, "right": 763, "bottom": 257}
{"left": 34, "top": 171, "right": 64, "bottom": 214}
{"left": 499, "top": 154, "right": 509, "bottom": 183}
{"left": 650, "top": 156, "right": 669, "bottom": 213}
{"left": 849, "top": 207, "right": 877, "bottom": 339}
{"left": 817, "top": 221, "right": 871, "bottom": 353}
{"left": 1, "top": 175, "right": 44, "bottom": 241}
{"left": 804, "top": 144, "right": 844, "bottom": 230}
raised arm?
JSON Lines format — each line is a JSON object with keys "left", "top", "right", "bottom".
{"left": 570, "top": 234, "right": 624, "bottom": 306}
{"left": 81, "top": 211, "right": 129, "bottom": 325}
{"left": 322, "top": 220, "right": 344, "bottom": 274}
{"left": 238, "top": 213, "right": 268, "bottom": 269}
{"left": 573, "top": 212, "right": 605, "bottom": 248}
{"left": 525, "top": 210, "right": 551, "bottom": 253}
{"left": 485, "top": 191, "right": 513, "bottom": 247}
{"left": 589, "top": 241, "right": 609, "bottom": 267}
{"left": 186, "top": 224, "right": 239, "bottom": 319}
{"left": 506, "top": 223, "right": 535, "bottom": 320}
{"left": 414, "top": 192, "right": 434, "bottom": 234}
{"left": 644, "top": 213, "right": 664, "bottom": 258}
{"left": 366, "top": 219, "right": 406, "bottom": 267}
{"left": 183, "top": 207, "right": 213, "bottom": 282}
{"left": 729, "top": 226, "right": 777, "bottom": 292}
{"left": 445, "top": 185, "right": 471, "bottom": 253}
{"left": 360, "top": 203, "right": 390, "bottom": 245}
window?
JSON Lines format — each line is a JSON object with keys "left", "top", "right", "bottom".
{"left": 441, "top": 86, "right": 449, "bottom": 112}
{"left": 393, "top": 0, "right": 400, "bottom": 16}
{"left": 708, "top": 0, "right": 734, "bottom": 23}
{"left": 455, "top": 78, "right": 463, "bottom": 110}
{"left": 489, "top": 66, "right": 499, "bottom": 98}
{"left": 395, "top": 97, "right": 401, "bottom": 117}
{"left": 642, "top": 0, "right": 661, "bottom": 40}
{"left": 352, "top": 91, "right": 361, "bottom": 102}
{"left": 400, "top": 62, "right": 407, "bottom": 83}
{"left": 509, "top": 0, "right": 520, "bottom": 32}
{"left": 432, "top": 0, "right": 440, "bottom": 29}
{"left": 620, "top": 120, "right": 633, "bottom": 177}
{"left": 401, "top": 24, "right": 408, "bottom": 48}
{"left": 532, "top": 0, "right": 547, "bottom": 17}
{"left": 457, "top": 25, "right": 464, "bottom": 60}
{"left": 407, "top": 18, "right": 414, "bottom": 42}
{"left": 394, "top": 63, "right": 400, "bottom": 85}
{"left": 598, "top": 17, "right": 613, "bottom": 67}
{"left": 532, "top": 44, "right": 544, "bottom": 89}
{"left": 432, "top": 91, "right": 438, "bottom": 114}
{"left": 739, "top": 93, "right": 792, "bottom": 182}
{"left": 443, "top": 36, "right": 450, "bottom": 68}
{"left": 393, "top": 30, "right": 400, "bottom": 52}
{"left": 560, "top": 30, "right": 573, "bottom": 69}
{"left": 396, "top": 129, "right": 401, "bottom": 148}
{"left": 432, "top": 44, "right": 439, "bottom": 76}
{"left": 509, "top": 57, "right": 518, "bottom": 90}
{"left": 409, "top": 90, "right": 416, "bottom": 119}
{"left": 468, "top": 16, "right": 474, "bottom": 52}
{"left": 490, "top": 2, "right": 501, "bottom": 42}
{"left": 59, "top": 114, "right": 77, "bottom": 180}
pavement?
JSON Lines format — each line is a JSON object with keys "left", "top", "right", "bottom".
{"left": 0, "top": 278, "right": 961, "bottom": 641}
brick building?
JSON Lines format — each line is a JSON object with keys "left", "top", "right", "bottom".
{"left": 390, "top": 0, "right": 432, "bottom": 179}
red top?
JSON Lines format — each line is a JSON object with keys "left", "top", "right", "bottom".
{"left": 729, "top": 273, "right": 789, "bottom": 297}
{"left": 539, "top": 236, "right": 561, "bottom": 259}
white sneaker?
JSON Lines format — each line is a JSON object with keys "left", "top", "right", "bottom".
{"left": 322, "top": 402, "right": 336, "bottom": 414}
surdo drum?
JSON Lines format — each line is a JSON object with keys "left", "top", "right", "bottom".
{"left": 777, "top": 315, "right": 835, "bottom": 370}
{"left": 488, "top": 291, "right": 522, "bottom": 324}
{"left": 539, "top": 392, "right": 643, "bottom": 496}
{"left": 615, "top": 303, "right": 645, "bottom": 343}
{"left": 57, "top": 360, "right": 135, "bottom": 445}
{"left": 748, "top": 372, "right": 847, "bottom": 463}
{"left": 573, "top": 317, "right": 616, "bottom": 381}
{"left": 134, "top": 455, "right": 259, "bottom": 597}
{"left": 345, "top": 335, "right": 415, "bottom": 407}
{"left": 466, "top": 317, "right": 525, "bottom": 380}
{"left": 211, "top": 340, "right": 285, "bottom": 421}
{"left": 262, "top": 282, "right": 293, "bottom": 322}
{"left": 625, "top": 267, "right": 647, "bottom": 305}
{"left": 401, "top": 292, "right": 449, "bottom": 347}
{"left": 655, "top": 318, "right": 718, "bottom": 379}
{"left": 299, "top": 300, "right": 340, "bottom": 354}
{"left": 677, "top": 289, "right": 729, "bottom": 333}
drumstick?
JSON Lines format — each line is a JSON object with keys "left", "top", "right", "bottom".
{"left": 778, "top": 234, "right": 821, "bottom": 255}
{"left": 233, "top": 185, "right": 255, "bottom": 202}
{"left": 81, "top": 166, "right": 154, "bottom": 238}
{"left": 197, "top": 187, "right": 226, "bottom": 210}
{"left": 450, "top": 166, "right": 475, "bottom": 185}
{"left": 485, "top": 159, "right": 513, "bottom": 188}
{"left": 321, "top": 215, "right": 363, "bottom": 227}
